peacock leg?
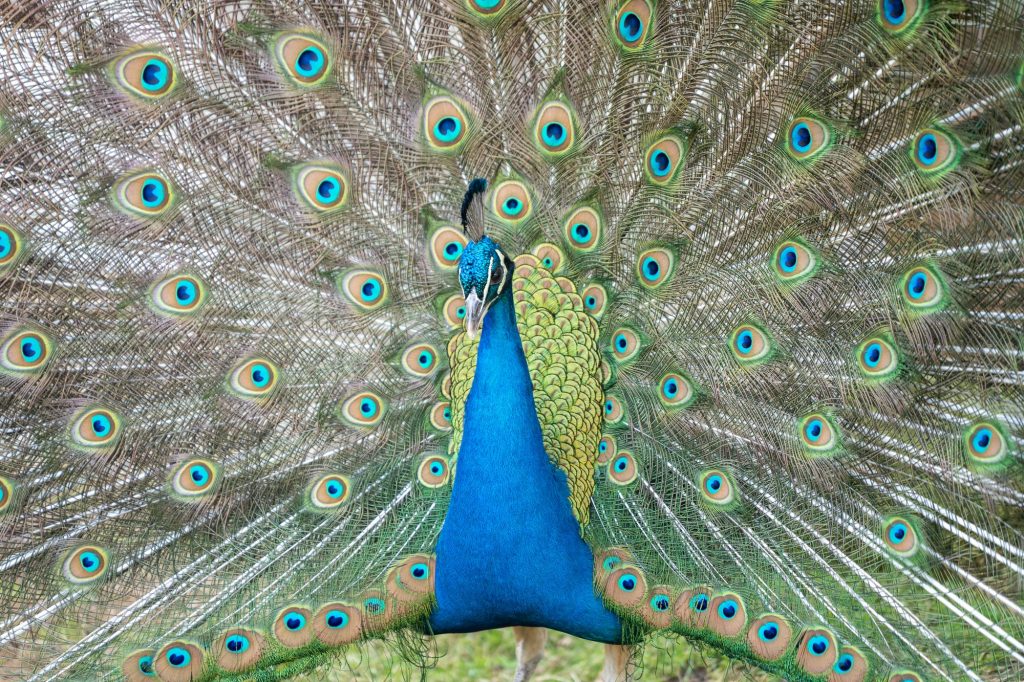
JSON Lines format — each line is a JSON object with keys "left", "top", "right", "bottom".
{"left": 512, "top": 626, "right": 547, "bottom": 682}
{"left": 597, "top": 643, "right": 633, "bottom": 682}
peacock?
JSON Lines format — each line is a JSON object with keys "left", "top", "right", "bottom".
{"left": 0, "top": 0, "right": 1022, "bottom": 680}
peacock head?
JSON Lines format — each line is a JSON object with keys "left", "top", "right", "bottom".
{"left": 457, "top": 178, "right": 514, "bottom": 338}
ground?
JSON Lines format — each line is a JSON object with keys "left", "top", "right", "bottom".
{"left": 298, "top": 630, "right": 780, "bottom": 681}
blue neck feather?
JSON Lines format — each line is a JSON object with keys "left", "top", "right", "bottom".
{"left": 429, "top": 287, "right": 622, "bottom": 642}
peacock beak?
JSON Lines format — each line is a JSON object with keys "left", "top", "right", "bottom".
{"left": 464, "top": 291, "right": 485, "bottom": 339}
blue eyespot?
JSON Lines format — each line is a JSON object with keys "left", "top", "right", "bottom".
{"left": 456, "top": 306, "right": 466, "bottom": 319}
{"left": 605, "top": 400, "right": 614, "bottom": 413}
{"left": 619, "top": 12, "right": 643, "bottom": 42}
{"left": 360, "top": 277, "right": 383, "bottom": 303}
{"left": 166, "top": 647, "right": 191, "bottom": 667}
{"left": 141, "top": 59, "right": 169, "bottom": 91}
{"left": 717, "top": 599, "right": 738, "bottom": 620}
{"left": 0, "top": 230, "right": 10, "bottom": 259}
{"left": 758, "top": 622, "right": 779, "bottom": 642}
{"left": 805, "top": 419, "right": 823, "bottom": 440}
{"left": 602, "top": 556, "right": 622, "bottom": 572}
{"left": 91, "top": 414, "right": 111, "bottom": 436}
{"left": 434, "top": 116, "right": 462, "bottom": 143}
{"left": 284, "top": 612, "right": 306, "bottom": 630}
{"left": 571, "top": 224, "right": 590, "bottom": 244}
{"left": 791, "top": 122, "right": 812, "bottom": 153}
{"left": 189, "top": 464, "right": 210, "bottom": 486}
{"left": 430, "top": 461, "right": 444, "bottom": 476}
{"left": 863, "top": 342, "right": 882, "bottom": 368}
{"left": 641, "top": 256, "right": 661, "bottom": 281}
{"left": 250, "top": 363, "right": 271, "bottom": 388}
{"left": 418, "top": 350, "right": 434, "bottom": 368}
{"left": 542, "top": 122, "right": 566, "bottom": 146}
{"left": 503, "top": 197, "right": 523, "bottom": 216}
{"left": 326, "top": 480, "right": 345, "bottom": 499}
{"left": 705, "top": 474, "right": 723, "bottom": 494}
{"left": 835, "top": 653, "right": 854, "bottom": 673}
{"left": 613, "top": 456, "right": 630, "bottom": 473}
{"left": 649, "top": 149, "right": 671, "bottom": 177}
{"left": 663, "top": 378, "right": 678, "bottom": 398}
{"left": 736, "top": 330, "right": 753, "bottom": 353}
{"left": 410, "top": 562, "right": 430, "bottom": 580}
{"left": 295, "top": 46, "right": 325, "bottom": 78}
{"left": 138, "top": 655, "right": 154, "bottom": 675}
{"left": 225, "top": 634, "right": 250, "bottom": 654}
{"left": 615, "top": 333, "right": 627, "bottom": 351}
{"left": 443, "top": 406, "right": 451, "bottom": 420}
{"left": 325, "top": 609, "right": 348, "bottom": 628}
{"left": 359, "top": 397, "right": 377, "bottom": 418}
{"left": 599, "top": 440, "right": 608, "bottom": 453}
{"left": 778, "top": 246, "right": 798, "bottom": 272}
{"left": 586, "top": 296, "right": 597, "bottom": 308}
{"left": 689, "top": 594, "right": 709, "bottom": 612}
{"left": 883, "top": 0, "right": 905, "bottom": 22}
{"left": 442, "top": 241, "right": 464, "bottom": 261}
{"left": 141, "top": 178, "right": 166, "bottom": 208}
{"left": 476, "top": 0, "right": 502, "bottom": 7}
{"left": 650, "top": 595, "right": 670, "bottom": 612}
{"left": 79, "top": 550, "right": 101, "bottom": 572}
{"left": 317, "top": 177, "right": 341, "bottom": 203}
{"left": 807, "top": 635, "right": 830, "bottom": 656}
{"left": 175, "top": 281, "right": 196, "bottom": 305}
{"left": 888, "top": 522, "right": 908, "bottom": 544}
{"left": 19, "top": 337, "right": 40, "bottom": 361}
{"left": 972, "top": 428, "right": 993, "bottom": 452}
{"left": 907, "top": 271, "right": 927, "bottom": 299}
{"left": 364, "top": 597, "right": 386, "bottom": 614}
{"left": 617, "top": 573, "right": 637, "bottom": 592}
{"left": 916, "top": 133, "right": 937, "bottom": 165}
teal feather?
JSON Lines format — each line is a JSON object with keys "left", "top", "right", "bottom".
{"left": 0, "top": 1, "right": 1022, "bottom": 681}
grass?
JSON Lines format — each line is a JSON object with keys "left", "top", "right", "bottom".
{"left": 295, "top": 629, "right": 781, "bottom": 681}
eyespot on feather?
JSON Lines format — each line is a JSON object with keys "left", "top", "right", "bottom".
{"left": 644, "top": 135, "right": 684, "bottom": 184}
{"left": 900, "top": 264, "right": 945, "bottom": 312}
{"left": 636, "top": 247, "right": 675, "bottom": 288}
{"left": 855, "top": 334, "right": 899, "bottom": 381}
{"left": 227, "top": 358, "right": 279, "bottom": 399}
{"left": 746, "top": 614, "right": 792, "bottom": 661}
{"left": 309, "top": 474, "right": 351, "bottom": 510}
{"left": 603, "top": 394, "right": 625, "bottom": 424}
{"left": 608, "top": 451, "right": 638, "bottom": 485}
{"left": 314, "top": 602, "right": 362, "bottom": 645}
{"left": 388, "top": 554, "right": 436, "bottom": 596}
{"left": 0, "top": 223, "right": 24, "bottom": 272}
{"left": 0, "top": 476, "right": 16, "bottom": 514}
{"left": 786, "top": 117, "right": 831, "bottom": 160}
{"left": 430, "top": 401, "right": 452, "bottom": 431}
{"left": 154, "top": 642, "right": 204, "bottom": 682}
{"left": 442, "top": 294, "right": 467, "bottom": 328}
{"left": 150, "top": 274, "right": 207, "bottom": 316}
{"left": 429, "top": 226, "right": 467, "bottom": 269}
{"left": 729, "top": 324, "right": 772, "bottom": 365}
{"left": 294, "top": 164, "right": 348, "bottom": 212}
{"left": 112, "top": 51, "right": 177, "bottom": 99}
{"left": 795, "top": 628, "right": 838, "bottom": 675}
{"left": 466, "top": 0, "right": 507, "bottom": 16}
{"left": 603, "top": 564, "right": 647, "bottom": 608}
{"left": 581, "top": 283, "right": 609, "bottom": 318}
{"left": 122, "top": 650, "right": 157, "bottom": 681}
{"left": 492, "top": 180, "right": 532, "bottom": 222}
{"left": 699, "top": 470, "right": 736, "bottom": 506}
{"left": 594, "top": 547, "right": 634, "bottom": 580}
{"left": 534, "top": 101, "right": 575, "bottom": 155}
{"left": 62, "top": 545, "right": 109, "bottom": 584}
{"left": 963, "top": 420, "right": 1010, "bottom": 465}
{"left": 70, "top": 407, "right": 122, "bottom": 450}
{"left": 882, "top": 516, "right": 920, "bottom": 557}
{"left": 274, "top": 33, "right": 331, "bottom": 87}
{"left": 339, "top": 392, "right": 386, "bottom": 428}
{"left": 213, "top": 628, "right": 265, "bottom": 672}
{"left": 658, "top": 372, "right": 696, "bottom": 409}
{"left": 674, "top": 586, "right": 713, "bottom": 629}
{"left": 910, "top": 128, "right": 960, "bottom": 175}
{"left": 114, "top": 171, "right": 174, "bottom": 217}
{"left": 532, "top": 243, "right": 564, "bottom": 273}
{"left": 274, "top": 606, "right": 314, "bottom": 648}
{"left": 418, "top": 455, "right": 450, "bottom": 488}
{"left": 1, "top": 327, "right": 54, "bottom": 374}
{"left": 564, "top": 207, "right": 601, "bottom": 252}
{"left": 708, "top": 593, "right": 746, "bottom": 638}
{"left": 614, "top": 0, "right": 653, "bottom": 49}
{"left": 609, "top": 328, "right": 641, "bottom": 364}
{"left": 424, "top": 96, "right": 471, "bottom": 152}
{"left": 401, "top": 343, "right": 439, "bottom": 377}
{"left": 642, "top": 586, "right": 674, "bottom": 629}
{"left": 171, "top": 459, "right": 220, "bottom": 498}
{"left": 878, "top": 0, "right": 923, "bottom": 33}
{"left": 799, "top": 413, "right": 840, "bottom": 455}
{"left": 338, "top": 269, "right": 389, "bottom": 312}
{"left": 772, "top": 240, "right": 818, "bottom": 284}
{"left": 829, "top": 646, "right": 869, "bottom": 682}
{"left": 597, "top": 434, "right": 617, "bottom": 465}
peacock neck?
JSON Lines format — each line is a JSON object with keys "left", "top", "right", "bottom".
{"left": 429, "top": 285, "right": 622, "bottom": 642}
